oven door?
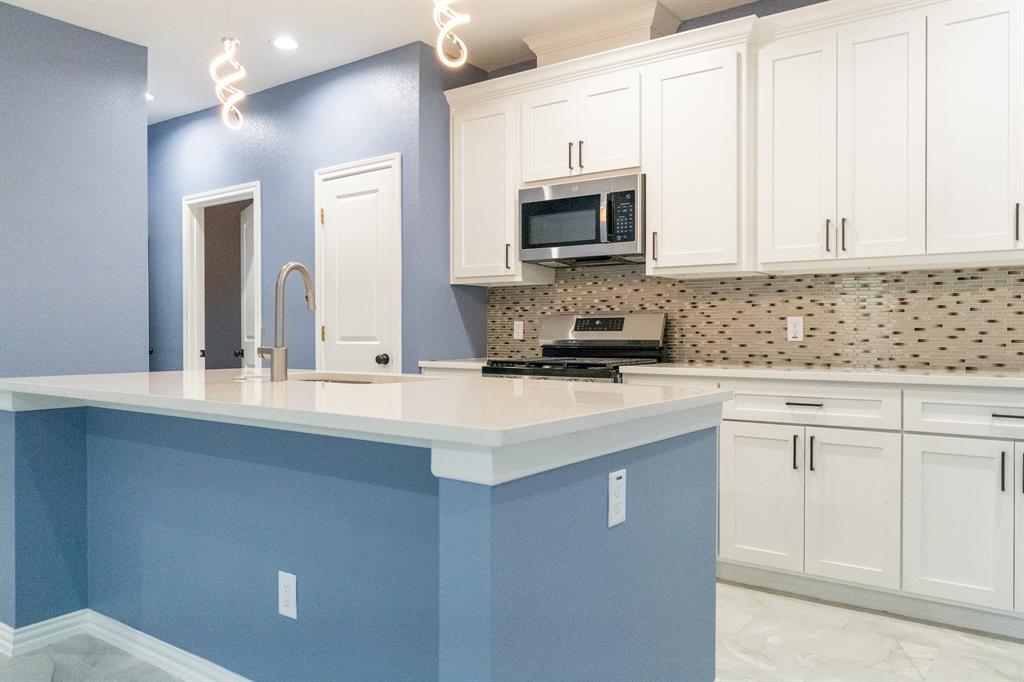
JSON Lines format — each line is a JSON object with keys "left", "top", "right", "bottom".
{"left": 519, "top": 174, "right": 644, "bottom": 263}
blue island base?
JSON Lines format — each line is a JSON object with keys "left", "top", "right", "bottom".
{"left": 0, "top": 408, "right": 716, "bottom": 681}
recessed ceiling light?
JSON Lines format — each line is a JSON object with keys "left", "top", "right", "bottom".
{"left": 145, "top": 92, "right": 155, "bottom": 101}
{"left": 270, "top": 35, "right": 298, "bottom": 51}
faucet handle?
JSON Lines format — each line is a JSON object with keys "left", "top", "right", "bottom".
{"left": 257, "top": 347, "right": 274, "bottom": 360}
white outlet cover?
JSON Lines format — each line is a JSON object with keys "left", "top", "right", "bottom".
{"left": 608, "top": 469, "right": 626, "bottom": 528}
{"left": 278, "top": 570, "right": 297, "bottom": 619}
{"left": 513, "top": 320, "right": 524, "bottom": 341}
{"left": 786, "top": 316, "right": 804, "bottom": 342}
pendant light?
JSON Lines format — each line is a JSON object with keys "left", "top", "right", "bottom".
{"left": 210, "top": 36, "right": 246, "bottom": 129}
{"left": 433, "top": 0, "right": 470, "bottom": 68}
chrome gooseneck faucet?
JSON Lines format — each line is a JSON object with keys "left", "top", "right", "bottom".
{"left": 258, "top": 261, "right": 315, "bottom": 381}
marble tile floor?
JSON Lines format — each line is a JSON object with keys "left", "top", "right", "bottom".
{"left": 715, "top": 581, "right": 1024, "bottom": 681}
{"left": 0, "top": 583, "right": 1020, "bottom": 681}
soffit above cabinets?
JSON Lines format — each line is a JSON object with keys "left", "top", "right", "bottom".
{"left": 5, "top": 0, "right": 747, "bottom": 124}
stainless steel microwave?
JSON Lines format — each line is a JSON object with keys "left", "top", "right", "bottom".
{"left": 518, "top": 173, "right": 644, "bottom": 266}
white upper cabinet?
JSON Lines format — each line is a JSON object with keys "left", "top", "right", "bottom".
{"left": 643, "top": 48, "right": 744, "bottom": 272}
{"left": 521, "top": 71, "right": 640, "bottom": 183}
{"left": 757, "top": 30, "right": 837, "bottom": 264}
{"left": 927, "top": 1, "right": 1023, "bottom": 254}
{"left": 836, "top": 13, "right": 926, "bottom": 259}
{"left": 804, "top": 427, "right": 901, "bottom": 590}
{"left": 903, "top": 433, "right": 1015, "bottom": 610}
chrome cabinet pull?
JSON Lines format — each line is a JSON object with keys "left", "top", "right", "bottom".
{"left": 841, "top": 217, "right": 847, "bottom": 251}
{"left": 568, "top": 142, "right": 574, "bottom": 171}
{"left": 825, "top": 218, "right": 831, "bottom": 252}
{"left": 578, "top": 140, "right": 584, "bottom": 169}
{"left": 792, "top": 434, "right": 798, "bottom": 470}
{"left": 504, "top": 243, "right": 511, "bottom": 270}
{"left": 809, "top": 435, "right": 815, "bottom": 471}
{"left": 652, "top": 232, "right": 658, "bottom": 260}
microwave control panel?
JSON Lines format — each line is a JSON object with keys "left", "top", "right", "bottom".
{"left": 607, "top": 191, "right": 636, "bottom": 242}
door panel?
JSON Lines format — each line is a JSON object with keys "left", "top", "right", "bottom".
{"left": 521, "top": 85, "right": 578, "bottom": 182}
{"left": 577, "top": 71, "right": 641, "bottom": 175}
{"left": 452, "top": 101, "right": 518, "bottom": 279}
{"left": 927, "top": 1, "right": 1023, "bottom": 254}
{"left": 903, "top": 434, "right": 1014, "bottom": 609}
{"left": 719, "top": 421, "right": 804, "bottom": 571}
{"left": 758, "top": 31, "right": 838, "bottom": 264}
{"left": 837, "top": 14, "right": 925, "bottom": 259}
{"left": 804, "top": 427, "right": 901, "bottom": 589}
{"left": 1015, "top": 443, "right": 1023, "bottom": 613}
{"left": 239, "top": 203, "right": 257, "bottom": 369}
{"left": 319, "top": 165, "right": 400, "bottom": 372}
{"left": 644, "top": 50, "right": 740, "bottom": 269}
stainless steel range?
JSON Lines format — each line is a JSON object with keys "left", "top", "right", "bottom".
{"left": 483, "top": 313, "right": 666, "bottom": 382}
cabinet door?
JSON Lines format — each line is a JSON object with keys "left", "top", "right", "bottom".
{"left": 903, "top": 434, "right": 1014, "bottom": 610}
{"left": 927, "top": 1, "right": 1023, "bottom": 254}
{"left": 451, "top": 100, "right": 518, "bottom": 279}
{"left": 576, "top": 71, "right": 641, "bottom": 176}
{"left": 804, "top": 427, "right": 901, "bottom": 589}
{"left": 1015, "top": 443, "right": 1023, "bottom": 613}
{"left": 643, "top": 49, "right": 741, "bottom": 269}
{"left": 719, "top": 421, "right": 804, "bottom": 571}
{"left": 757, "top": 30, "right": 838, "bottom": 264}
{"left": 836, "top": 14, "right": 926, "bottom": 259}
{"left": 521, "top": 85, "right": 578, "bottom": 182}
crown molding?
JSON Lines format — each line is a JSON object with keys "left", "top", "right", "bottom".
{"left": 753, "top": 0, "right": 944, "bottom": 41}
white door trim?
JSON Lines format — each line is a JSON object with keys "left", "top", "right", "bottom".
{"left": 313, "top": 153, "right": 402, "bottom": 372}
{"left": 181, "top": 181, "right": 262, "bottom": 372}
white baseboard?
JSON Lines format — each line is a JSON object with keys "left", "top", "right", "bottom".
{"left": 718, "top": 560, "right": 1024, "bottom": 640}
{"left": 0, "top": 610, "right": 248, "bottom": 682}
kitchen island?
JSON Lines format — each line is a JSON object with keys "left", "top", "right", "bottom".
{"left": 0, "top": 369, "right": 729, "bottom": 681}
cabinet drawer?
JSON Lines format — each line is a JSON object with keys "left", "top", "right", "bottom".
{"left": 904, "top": 389, "right": 1024, "bottom": 439}
{"left": 721, "top": 381, "right": 901, "bottom": 430}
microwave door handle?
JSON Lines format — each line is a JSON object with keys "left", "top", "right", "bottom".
{"left": 600, "top": 194, "right": 611, "bottom": 244}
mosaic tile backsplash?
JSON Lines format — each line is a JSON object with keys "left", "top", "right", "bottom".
{"left": 487, "top": 265, "right": 1024, "bottom": 374}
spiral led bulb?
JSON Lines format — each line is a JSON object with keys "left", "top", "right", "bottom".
{"left": 433, "top": 0, "right": 470, "bottom": 68}
{"left": 209, "top": 37, "right": 246, "bottom": 129}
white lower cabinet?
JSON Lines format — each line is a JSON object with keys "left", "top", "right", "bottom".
{"left": 903, "top": 433, "right": 1015, "bottom": 610}
{"left": 1015, "top": 443, "right": 1024, "bottom": 613}
{"left": 719, "top": 421, "right": 805, "bottom": 571}
{"left": 804, "top": 427, "right": 901, "bottom": 589}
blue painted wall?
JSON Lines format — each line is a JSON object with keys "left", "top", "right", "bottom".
{"left": 148, "top": 43, "right": 487, "bottom": 373}
{"left": 0, "top": 2, "right": 149, "bottom": 378}
{"left": 439, "top": 429, "right": 718, "bottom": 681}
{"left": 86, "top": 409, "right": 439, "bottom": 680}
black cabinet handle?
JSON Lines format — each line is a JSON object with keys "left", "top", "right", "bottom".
{"left": 1015, "top": 202, "right": 1020, "bottom": 241}
{"left": 809, "top": 435, "right": 815, "bottom": 471}
{"left": 792, "top": 434, "right": 798, "bottom": 470}
{"left": 993, "top": 413, "right": 1024, "bottom": 420}
{"left": 652, "top": 232, "right": 658, "bottom": 261}
{"left": 786, "top": 401, "right": 824, "bottom": 408}
{"left": 825, "top": 218, "right": 831, "bottom": 252}
{"left": 841, "top": 217, "right": 847, "bottom": 251}
{"left": 568, "top": 141, "right": 574, "bottom": 171}
{"left": 578, "top": 140, "right": 584, "bottom": 169}
{"left": 505, "top": 243, "right": 511, "bottom": 270}
{"left": 1001, "top": 451, "right": 1006, "bottom": 492}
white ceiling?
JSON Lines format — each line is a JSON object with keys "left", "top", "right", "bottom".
{"left": 8, "top": 0, "right": 751, "bottom": 123}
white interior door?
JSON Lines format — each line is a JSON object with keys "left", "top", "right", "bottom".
{"left": 836, "top": 14, "right": 926, "bottom": 259}
{"left": 719, "top": 421, "right": 805, "bottom": 572}
{"left": 804, "top": 427, "right": 901, "bottom": 589}
{"left": 927, "top": 1, "right": 1023, "bottom": 254}
{"left": 521, "top": 85, "right": 578, "bottom": 182}
{"left": 757, "top": 30, "right": 837, "bottom": 265}
{"left": 239, "top": 203, "right": 257, "bottom": 369}
{"left": 643, "top": 49, "right": 740, "bottom": 269}
{"left": 316, "top": 158, "right": 401, "bottom": 373}
{"left": 576, "top": 70, "right": 641, "bottom": 175}
{"left": 903, "top": 433, "right": 1015, "bottom": 610}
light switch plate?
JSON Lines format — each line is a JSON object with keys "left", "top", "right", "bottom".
{"left": 513, "top": 320, "right": 524, "bottom": 341}
{"left": 278, "top": 570, "right": 297, "bottom": 619}
{"left": 608, "top": 469, "right": 626, "bottom": 528}
{"left": 787, "top": 316, "right": 804, "bottom": 342}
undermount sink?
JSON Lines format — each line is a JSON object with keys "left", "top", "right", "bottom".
{"left": 290, "top": 372, "right": 434, "bottom": 385}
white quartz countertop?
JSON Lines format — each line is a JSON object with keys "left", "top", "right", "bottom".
{"left": 619, "top": 364, "right": 1024, "bottom": 389}
{"left": 418, "top": 358, "right": 488, "bottom": 370}
{"left": 0, "top": 369, "right": 730, "bottom": 450}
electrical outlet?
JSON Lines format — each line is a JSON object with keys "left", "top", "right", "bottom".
{"left": 608, "top": 469, "right": 626, "bottom": 528}
{"left": 786, "top": 316, "right": 804, "bottom": 342}
{"left": 513, "top": 320, "right": 524, "bottom": 341}
{"left": 278, "top": 570, "right": 297, "bottom": 619}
